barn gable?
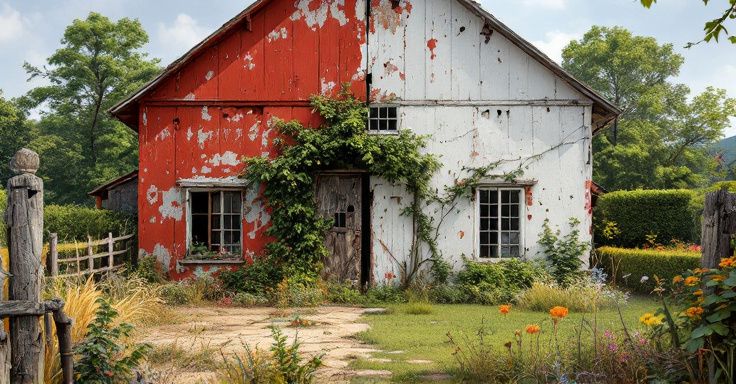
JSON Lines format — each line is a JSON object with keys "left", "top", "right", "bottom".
{"left": 111, "top": 0, "right": 619, "bottom": 132}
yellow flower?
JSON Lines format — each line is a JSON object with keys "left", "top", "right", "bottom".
{"left": 673, "top": 275, "right": 684, "bottom": 284}
{"left": 499, "top": 304, "right": 511, "bottom": 316}
{"left": 525, "top": 324, "right": 541, "bottom": 334}
{"left": 550, "top": 306, "right": 569, "bottom": 320}
{"left": 685, "top": 306, "right": 704, "bottom": 319}
{"left": 684, "top": 276, "right": 700, "bottom": 287}
{"left": 711, "top": 274, "right": 726, "bottom": 282}
{"left": 693, "top": 268, "right": 708, "bottom": 275}
{"left": 694, "top": 289, "right": 703, "bottom": 296}
{"left": 639, "top": 313, "right": 663, "bottom": 327}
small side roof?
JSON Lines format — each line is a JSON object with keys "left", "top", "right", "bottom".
{"left": 88, "top": 170, "right": 138, "bottom": 197}
{"left": 110, "top": 0, "right": 620, "bottom": 133}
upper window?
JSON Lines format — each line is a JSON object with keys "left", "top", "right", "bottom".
{"left": 189, "top": 190, "right": 242, "bottom": 256}
{"left": 368, "top": 106, "right": 399, "bottom": 133}
{"left": 478, "top": 188, "right": 522, "bottom": 259}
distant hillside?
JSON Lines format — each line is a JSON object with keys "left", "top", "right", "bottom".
{"left": 714, "top": 135, "right": 736, "bottom": 166}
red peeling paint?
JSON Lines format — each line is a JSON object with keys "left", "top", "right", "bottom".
{"left": 525, "top": 186, "right": 533, "bottom": 206}
{"left": 584, "top": 180, "right": 593, "bottom": 215}
{"left": 427, "top": 38, "right": 438, "bottom": 60}
{"left": 458, "top": 230, "right": 465, "bottom": 239}
{"left": 137, "top": 0, "right": 367, "bottom": 280}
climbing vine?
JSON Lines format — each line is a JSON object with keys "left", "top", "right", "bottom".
{"left": 242, "top": 89, "right": 440, "bottom": 284}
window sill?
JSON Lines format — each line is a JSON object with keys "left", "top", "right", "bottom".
{"left": 367, "top": 130, "right": 400, "bottom": 135}
{"left": 179, "top": 258, "right": 246, "bottom": 266}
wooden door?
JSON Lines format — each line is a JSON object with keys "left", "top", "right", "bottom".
{"left": 316, "top": 174, "right": 362, "bottom": 283}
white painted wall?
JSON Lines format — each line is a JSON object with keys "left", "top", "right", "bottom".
{"left": 368, "top": 0, "right": 595, "bottom": 284}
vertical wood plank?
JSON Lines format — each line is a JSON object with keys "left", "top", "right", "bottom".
{"left": 87, "top": 236, "right": 94, "bottom": 275}
{"left": 107, "top": 232, "right": 114, "bottom": 273}
{"left": 7, "top": 148, "right": 44, "bottom": 383}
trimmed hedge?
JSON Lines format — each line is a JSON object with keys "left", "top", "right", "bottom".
{"left": 596, "top": 246, "right": 700, "bottom": 293}
{"left": 44, "top": 205, "right": 135, "bottom": 242}
{"left": 594, "top": 189, "right": 697, "bottom": 248}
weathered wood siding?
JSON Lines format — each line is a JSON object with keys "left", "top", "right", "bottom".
{"left": 135, "top": 0, "right": 596, "bottom": 282}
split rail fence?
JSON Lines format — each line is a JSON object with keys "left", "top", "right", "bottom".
{"left": 47, "top": 232, "right": 133, "bottom": 278}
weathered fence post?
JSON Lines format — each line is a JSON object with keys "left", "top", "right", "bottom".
{"left": 87, "top": 235, "right": 94, "bottom": 275}
{"left": 701, "top": 189, "right": 736, "bottom": 269}
{"left": 107, "top": 232, "right": 113, "bottom": 272}
{"left": 49, "top": 233, "right": 58, "bottom": 277}
{"left": 6, "top": 148, "right": 44, "bottom": 383}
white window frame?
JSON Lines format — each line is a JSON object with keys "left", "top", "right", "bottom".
{"left": 185, "top": 188, "right": 244, "bottom": 257}
{"left": 367, "top": 104, "right": 400, "bottom": 135}
{"left": 475, "top": 187, "right": 524, "bottom": 260}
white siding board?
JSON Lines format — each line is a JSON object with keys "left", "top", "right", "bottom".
{"left": 425, "top": 0, "right": 453, "bottom": 99}
{"left": 450, "top": 0, "right": 481, "bottom": 100}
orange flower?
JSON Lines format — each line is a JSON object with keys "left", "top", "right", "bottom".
{"left": 550, "top": 306, "right": 569, "bottom": 320}
{"left": 685, "top": 306, "right": 704, "bottom": 318}
{"left": 711, "top": 274, "right": 726, "bottom": 282}
{"left": 673, "top": 275, "right": 684, "bottom": 284}
{"left": 684, "top": 276, "right": 700, "bottom": 287}
{"left": 693, "top": 289, "right": 703, "bottom": 296}
{"left": 499, "top": 304, "right": 511, "bottom": 315}
{"left": 525, "top": 324, "right": 541, "bottom": 334}
{"left": 719, "top": 257, "right": 736, "bottom": 268}
{"left": 693, "top": 268, "right": 708, "bottom": 275}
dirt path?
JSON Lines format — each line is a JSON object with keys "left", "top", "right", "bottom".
{"left": 138, "top": 306, "right": 381, "bottom": 383}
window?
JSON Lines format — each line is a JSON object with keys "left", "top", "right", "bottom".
{"left": 478, "top": 188, "right": 522, "bottom": 258}
{"left": 368, "top": 106, "right": 398, "bottom": 132}
{"left": 189, "top": 190, "right": 242, "bottom": 255}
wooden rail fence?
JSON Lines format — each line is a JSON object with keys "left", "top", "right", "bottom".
{"left": 48, "top": 232, "right": 133, "bottom": 278}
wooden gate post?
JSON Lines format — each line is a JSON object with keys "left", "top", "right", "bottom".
{"left": 701, "top": 189, "right": 736, "bottom": 269}
{"left": 5, "top": 148, "right": 44, "bottom": 383}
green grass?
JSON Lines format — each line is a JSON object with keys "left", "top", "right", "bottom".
{"left": 352, "top": 296, "right": 659, "bottom": 383}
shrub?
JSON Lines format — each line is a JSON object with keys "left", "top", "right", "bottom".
{"left": 456, "top": 258, "right": 546, "bottom": 304}
{"left": 45, "top": 204, "right": 136, "bottom": 242}
{"left": 273, "top": 279, "right": 324, "bottom": 308}
{"left": 233, "top": 292, "right": 269, "bottom": 307}
{"left": 133, "top": 255, "right": 166, "bottom": 283}
{"left": 74, "top": 298, "right": 151, "bottom": 383}
{"left": 218, "top": 254, "right": 283, "bottom": 295}
{"left": 596, "top": 246, "right": 700, "bottom": 293}
{"left": 594, "top": 189, "right": 697, "bottom": 248}
{"left": 428, "top": 284, "right": 467, "bottom": 304}
{"left": 159, "top": 283, "right": 193, "bottom": 305}
{"left": 364, "top": 285, "right": 407, "bottom": 304}
{"left": 218, "top": 326, "right": 323, "bottom": 384}
{"left": 324, "top": 281, "right": 365, "bottom": 305}
{"left": 538, "top": 218, "right": 589, "bottom": 286}
{"left": 516, "top": 280, "right": 627, "bottom": 313}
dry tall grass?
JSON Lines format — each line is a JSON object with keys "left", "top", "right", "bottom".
{"left": 43, "top": 275, "right": 163, "bottom": 384}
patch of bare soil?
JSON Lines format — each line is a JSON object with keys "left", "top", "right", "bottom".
{"left": 137, "top": 306, "right": 380, "bottom": 383}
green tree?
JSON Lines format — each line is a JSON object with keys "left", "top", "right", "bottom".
{"left": 562, "top": 26, "right": 736, "bottom": 190}
{"left": 641, "top": 0, "right": 736, "bottom": 46}
{"left": 22, "top": 12, "right": 159, "bottom": 204}
{"left": 0, "top": 91, "right": 34, "bottom": 183}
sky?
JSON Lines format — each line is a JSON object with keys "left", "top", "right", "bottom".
{"left": 1, "top": 0, "right": 735, "bottom": 134}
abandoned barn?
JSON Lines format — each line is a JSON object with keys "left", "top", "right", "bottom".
{"left": 109, "top": 0, "right": 619, "bottom": 282}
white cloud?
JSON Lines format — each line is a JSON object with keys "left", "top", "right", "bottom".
{"left": 0, "top": 3, "right": 24, "bottom": 43}
{"left": 158, "top": 14, "right": 210, "bottom": 50}
{"left": 520, "top": 0, "right": 567, "bottom": 10}
{"left": 532, "top": 30, "right": 581, "bottom": 63}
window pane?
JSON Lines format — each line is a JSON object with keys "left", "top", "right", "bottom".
{"left": 388, "top": 107, "right": 397, "bottom": 119}
{"left": 490, "top": 246, "right": 499, "bottom": 258}
{"left": 480, "top": 190, "right": 489, "bottom": 204}
{"left": 480, "top": 218, "right": 489, "bottom": 231}
{"left": 511, "top": 218, "right": 519, "bottom": 230}
{"left": 502, "top": 205, "right": 510, "bottom": 217}
{"left": 211, "top": 231, "right": 220, "bottom": 246}
{"left": 379, "top": 119, "right": 387, "bottom": 131}
{"left": 509, "top": 232, "right": 520, "bottom": 244}
{"left": 501, "top": 232, "right": 510, "bottom": 245}
{"left": 480, "top": 204, "right": 489, "bottom": 217}
{"left": 491, "top": 191, "right": 498, "bottom": 203}
{"left": 501, "top": 190, "right": 510, "bottom": 203}
{"left": 491, "top": 205, "right": 498, "bottom": 217}
{"left": 388, "top": 119, "right": 397, "bottom": 131}
{"left": 480, "top": 245, "right": 490, "bottom": 258}
{"left": 502, "top": 218, "right": 510, "bottom": 230}
{"left": 224, "top": 231, "right": 232, "bottom": 245}
{"left": 510, "top": 191, "right": 520, "bottom": 203}
{"left": 480, "top": 231, "right": 490, "bottom": 245}
{"left": 511, "top": 205, "right": 519, "bottom": 217}
{"left": 489, "top": 231, "right": 497, "bottom": 245}
{"left": 380, "top": 107, "right": 387, "bottom": 118}
{"left": 231, "top": 215, "right": 241, "bottom": 230}
{"left": 491, "top": 218, "right": 498, "bottom": 230}
{"left": 191, "top": 192, "right": 208, "bottom": 214}
{"left": 212, "top": 192, "right": 221, "bottom": 213}
{"left": 510, "top": 246, "right": 520, "bottom": 257}
{"left": 370, "top": 120, "right": 378, "bottom": 131}
{"left": 370, "top": 108, "right": 378, "bottom": 119}
{"left": 191, "top": 216, "right": 208, "bottom": 244}
{"left": 501, "top": 246, "right": 511, "bottom": 257}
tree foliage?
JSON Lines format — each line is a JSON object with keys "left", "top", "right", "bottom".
{"left": 0, "top": 93, "right": 34, "bottom": 184}
{"left": 641, "top": 0, "right": 736, "bottom": 46}
{"left": 19, "top": 12, "right": 159, "bottom": 204}
{"left": 562, "top": 26, "right": 736, "bottom": 190}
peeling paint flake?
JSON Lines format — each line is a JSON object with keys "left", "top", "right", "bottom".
{"left": 267, "top": 27, "right": 288, "bottom": 42}
{"left": 201, "top": 106, "right": 212, "bottom": 121}
{"left": 146, "top": 185, "right": 159, "bottom": 205}
{"left": 243, "top": 52, "right": 256, "bottom": 70}
{"left": 159, "top": 187, "right": 183, "bottom": 221}
{"left": 197, "top": 128, "right": 213, "bottom": 149}
{"left": 427, "top": 38, "right": 438, "bottom": 60}
{"left": 205, "top": 70, "right": 215, "bottom": 81}
{"left": 291, "top": 0, "right": 348, "bottom": 30}
{"left": 321, "top": 78, "right": 337, "bottom": 95}
{"left": 209, "top": 151, "right": 240, "bottom": 167}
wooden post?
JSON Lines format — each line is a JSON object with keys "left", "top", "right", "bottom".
{"left": 107, "top": 232, "right": 113, "bottom": 273}
{"left": 49, "top": 233, "right": 58, "bottom": 277}
{"left": 5, "top": 148, "right": 44, "bottom": 383}
{"left": 45, "top": 299, "right": 73, "bottom": 384}
{"left": 701, "top": 189, "right": 736, "bottom": 269}
{"left": 87, "top": 236, "right": 94, "bottom": 275}
{"left": 75, "top": 242, "right": 80, "bottom": 276}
